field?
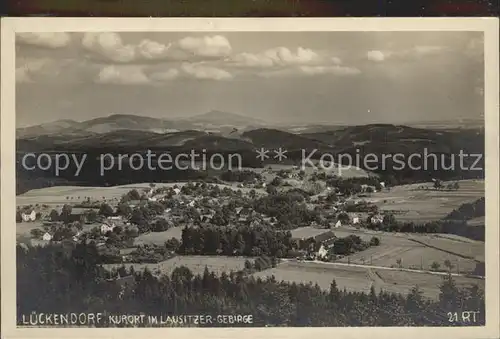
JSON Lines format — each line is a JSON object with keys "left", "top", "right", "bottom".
{"left": 253, "top": 260, "right": 484, "bottom": 300}
{"left": 326, "top": 226, "right": 483, "bottom": 273}
{"left": 241, "top": 162, "right": 371, "bottom": 182}
{"left": 16, "top": 183, "right": 183, "bottom": 208}
{"left": 359, "top": 179, "right": 484, "bottom": 222}
{"left": 133, "top": 227, "right": 184, "bottom": 245}
{"left": 103, "top": 255, "right": 252, "bottom": 277}
{"left": 16, "top": 181, "right": 267, "bottom": 209}
{"left": 291, "top": 226, "right": 333, "bottom": 240}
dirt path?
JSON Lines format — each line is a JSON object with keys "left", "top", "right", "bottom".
{"left": 367, "top": 268, "right": 385, "bottom": 290}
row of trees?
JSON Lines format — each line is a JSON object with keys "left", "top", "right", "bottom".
{"left": 364, "top": 214, "right": 484, "bottom": 241}
{"left": 17, "top": 242, "right": 485, "bottom": 327}
{"left": 445, "top": 197, "right": 485, "bottom": 221}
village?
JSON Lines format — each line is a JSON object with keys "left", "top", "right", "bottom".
{"left": 16, "top": 166, "right": 485, "bottom": 299}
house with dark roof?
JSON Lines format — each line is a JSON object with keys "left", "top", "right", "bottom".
{"left": 291, "top": 227, "right": 336, "bottom": 250}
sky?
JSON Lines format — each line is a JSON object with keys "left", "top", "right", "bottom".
{"left": 15, "top": 31, "right": 484, "bottom": 127}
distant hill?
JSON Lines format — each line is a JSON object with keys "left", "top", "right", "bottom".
{"left": 302, "top": 124, "right": 484, "bottom": 155}
{"left": 16, "top": 121, "right": 484, "bottom": 155}
{"left": 405, "top": 118, "right": 484, "bottom": 130}
{"left": 242, "top": 128, "right": 326, "bottom": 150}
{"left": 16, "top": 111, "right": 270, "bottom": 138}
{"left": 183, "top": 110, "right": 265, "bottom": 128}
{"left": 16, "top": 122, "right": 485, "bottom": 194}
{"left": 77, "top": 114, "right": 176, "bottom": 134}
{"left": 17, "top": 119, "right": 81, "bottom": 138}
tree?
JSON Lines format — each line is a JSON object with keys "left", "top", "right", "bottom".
{"left": 49, "top": 209, "right": 60, "bottom": 222}
{"left": 59, "top": 204, "right": 73, "bottom": 223}
{"left": 266, "top": 185, "right": 278, "bottom": 195}
{"left": 153, "top": 218, "right": 171, "bottom": 232}
{"left": 369, "top": 236, "right": 380, "bottom": 246}
{"left": 116, "top": 203, "right": 132, "bottom": 217}
{"left": 439, "top": 274, "right": 460, "bottom": 311}
{"left": 84, "top": 209, "right": 98, "bottom": 223}
{"left": 130, "top": 208, "right": 148, "bottom": 232}
{"left": 30, "top": 228, "right": 44, "bottom": 239}
{"left": 73, "top": 221, "right": 84, "bottom": 231}
{"left": 99, "top": 203, "right": 114, "bottom": 217}
{"left": 431, "top": 261, "right": 441, "bottom": 271}
{"left": 16, "top": 211, "right": 22, "bottom": 223}
{"left": 326, "top": 192, "right": 337, "bottom": 203}
{"left": 165, "top": 238, "right": 180, "bottom": 252}
{"left": 383, "top": 214, "right": 397, "bottom": 226}
{"left": 244, "top": 259, "right": 252, "bottom": 271}
{"left": 433, "top": 179, "right": 443, "bottom": 190}
{"left": 396, "top": 258, "right": 402, "bottom": 268}
{"left": 444, "top": 259, "right": 454, "bottom": 272}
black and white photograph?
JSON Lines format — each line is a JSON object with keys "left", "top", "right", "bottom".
{"left": 1, "top": 18, "right": 499, "bottom": 337}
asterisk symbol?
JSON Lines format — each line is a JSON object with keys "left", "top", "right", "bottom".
{"left": 255, "top": 148, "right": 269, "bottom": 161}
{"left": 274, "top": 148, "right": 288, "bottom": 161}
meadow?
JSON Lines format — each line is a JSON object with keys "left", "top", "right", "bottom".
{"left": 253, "top": 260, "right": 484, "bottom": 300}
{"left": 361, "top": 179, "right": 484, "bottom": 222}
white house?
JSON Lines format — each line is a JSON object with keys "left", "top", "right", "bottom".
{"left": 370, "top": 214, "right": 384, "bottom": 225}
{"left": 42, "top": 232, "right": 52, "bottom": 241}
{"left": 380, "top": 182, "right": 385, "bottom": 188}
{"left": 317, "top": 244, "right": 328, "bottom": 259}
{"left": 188, "top": 200, "right": 195, "bottom": 207}
{"left": 21, "top": 210, "right": 37, "bottom": 222}
{"left": 108, "top": 216, "right": 122, "bottom": 221}
{"left": 101, "top": 223, "right": 115, "bottom": 234}
{"left": 352, "top": 217, "right": 360, "bottom": 225}
{"left": 173, "top": 188, "right": 181, "bottom": 195}
{"left": 334, "top": 220, "right": 342, "bottom": 228}
{"left": 148, "top": 197, "right": 157, "bottom": 202}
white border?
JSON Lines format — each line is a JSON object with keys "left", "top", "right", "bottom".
{"left": 1, "top": 17, "right": 499, "bottom": 339}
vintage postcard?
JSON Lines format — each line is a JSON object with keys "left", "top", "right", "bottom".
{"left": 1, "top": 17, "right": 499, "bottom": 339}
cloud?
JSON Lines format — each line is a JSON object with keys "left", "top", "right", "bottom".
{"left": 259, "top": 65, "right": 360, "bottom": 78}
{"left": 177, "top": 35, "right": 232, "bottom": 58}
{"left": 412, "top": 46, "right": 445, "bottom": 56}
{"left": 17, "top": 33, "right": 72, "bottom": 48}
{"left": 96, "top": 65, "right": 150, "bottom": 85}
{"left": 82, "top": 32, "right": 136, "bottom": 63}
{"left": 137, "top": 39, "right": 172, "bottom": 60}
{"left": 95, "top": 62, "right": 231, "bottom": 84}
{"left": 81, "top": 33, "right": 232, "bottom": 63}
{"left": 180, "top": 63, "right": 233, "bottom": 80}
{"left": 299, "top": 65, "right": 361, "bottom": 76}
{"left": 149, "top": 68, "right": 180, "bottom": 81}
{"left": 331, "top": 57, "right": 342, "bottom": 65}
{"left": 231, "top": 47, "right": 323, "bottom": 68}
{"left": 16, "top": 58, "right": 49, "bottom": 83}
{"left": 367, "top": 46, "right": 446, "bottom": 62}
{"left": 16, "top": 57, "right": 94, "bottom": 84}
{"left": 367, "top": 50, "right": 386, "bottom": 62}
